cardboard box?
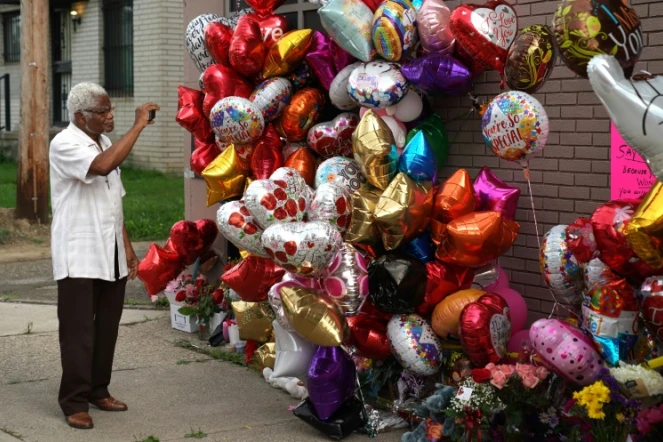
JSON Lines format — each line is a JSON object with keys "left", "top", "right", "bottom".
{"left": 165, "top": 292, "right": 226, "bottom": 334}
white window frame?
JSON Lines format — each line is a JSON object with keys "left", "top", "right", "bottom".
{"left": 225, "top": 0, "right": 320, "bottom": 30}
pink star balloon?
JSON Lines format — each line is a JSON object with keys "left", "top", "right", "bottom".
{"left": 473, "top": 167, "right": 520, "bottom": 220}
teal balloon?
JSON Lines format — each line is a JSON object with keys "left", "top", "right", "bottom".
{"left": 398, "top": 131, "right": 437, "bottom": 183}
{"left": 406, "top": 114, "right": 449, "bottom": 170}
{"left": 319, "top": 0, "right": 374, "bottom": 62}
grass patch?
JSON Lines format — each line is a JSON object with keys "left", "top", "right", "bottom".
{"left": 134, "top": 436, "right": 160, "bottom": 442}
{"left": 185, "top": 428, "right": 207, "bottom": 439}
{"left": 174, "top": 340, "right": 261, "bottom": 369}
{"left": 0, "top": 161, "right": 183, "bottom": 241}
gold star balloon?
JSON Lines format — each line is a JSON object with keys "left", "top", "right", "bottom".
{"left": 431, "top": 169, "right": 476, "bottom": 245}
{"left": 231, "top": 301, "right": 276, "bottom": 343}
{"left": 352, "top": 110, "right": 397, "bottom": 190}
{"left": 373, "top": 172, "right": 433, "bottom": 250}
{"left": 202, "top": 145, "right": 247, "bottom": 206}
{"left": 625, "top": 182, "right": 663, "bottom": 269}
{"left": 279, "top": 285, "right": 348, "bottom": 347}
{"left": 262, "top": 29, "right": 314, "bottom": 79}
{"left": 255, "top": 342, "right": 276, "bottom": 369}
{"left": 344, "top": 186, "right": 383, "bottom": 245}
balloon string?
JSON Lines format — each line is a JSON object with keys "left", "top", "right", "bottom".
{"left": 355, "top": 371, "right": 376, "bottom": 438}
{"left": 446, "top": 109, "right": 475, "bottom": 152}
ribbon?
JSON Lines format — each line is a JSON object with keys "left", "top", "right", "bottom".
{"left": 462, "top": 406, "right": 483, "bottom": 442}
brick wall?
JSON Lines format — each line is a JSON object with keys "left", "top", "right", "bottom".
{"left": 437, "top": 0, "right": 661, "bottom": 324}
{"left": 71, "top": 0, "right": 103, "bottom": 86}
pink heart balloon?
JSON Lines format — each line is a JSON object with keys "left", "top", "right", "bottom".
{"left": 307, "top": 113, "right": 359, "bottom": 159}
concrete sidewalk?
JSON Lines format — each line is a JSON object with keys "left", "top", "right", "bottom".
{"left": 0, "top": 304, "right": 402, "bottom": 442}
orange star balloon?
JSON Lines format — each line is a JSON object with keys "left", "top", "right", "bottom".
{"left": 352, "top": 110, "right": 397, "bottom": 190}
{"left": 262, "top": 29, "right": 314, "bottom": 78}
{"left": 201, "top": 145, "right": 247, "bottom": 206}
{"left": 436, "top": 211, "right": 520, "bottom": 267}
{"left": 284, "top": 146, "right": 317, "bottom": 187}
{"left": 625, "top": 181, "right": 663, "bottom": 269}
{"left": 374, "top": 172, "right": 433, "bottom": 250}
{"left": 431, "top": 169, "right": 476, "bottom": 245}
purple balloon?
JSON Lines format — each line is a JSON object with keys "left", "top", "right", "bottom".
{"left": 307, "top": 346, "right": 356, "bottom": 421}
{"left": 401, "top": 54, "right": 473, "bottom": 97}
{"left": 305, "top": 31, "right": 356, "bottom": 91}
{"left": 473, "top": 167, "right": 521, "bottom": 220}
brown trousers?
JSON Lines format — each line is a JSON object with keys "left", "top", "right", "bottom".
{"left": 57, "top": 245, "right": 126, "bottom": 416}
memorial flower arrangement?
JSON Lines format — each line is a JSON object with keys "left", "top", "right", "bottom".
{"left": 165, "top": 272, "right": 226, "bottom": 336}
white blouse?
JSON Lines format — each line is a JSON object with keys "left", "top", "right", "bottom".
{"left": 49, "top": 123, "right": 127, "bottom": 281}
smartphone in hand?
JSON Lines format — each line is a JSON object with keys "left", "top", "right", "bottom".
{"left": 148, "top": 110, "right": 156, "bottom": 121}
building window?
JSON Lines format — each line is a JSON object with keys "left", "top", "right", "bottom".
{"left": 103, "top": 0, "right": 133, "bottom": 97}
{"left": 227, "top": 0, "right": 323, "bottom": 33}
{"left": 3, "top": 12, "right": 20, "bottom": 63}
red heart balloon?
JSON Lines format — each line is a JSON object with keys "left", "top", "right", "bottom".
{"left": 284, "top": 147, "right": 316, "bottom": 187}
{"left": 345, "top": 313, "right": 391, "bottom": 360}
{"left": 169, "top": 219, "right": 219, "bottom": 266}
{"left": 204, "top": 21, "right": 233, "bottom": 67}
{"left": 244, "top": 0, "right": 286, "bottom": 17}
{"left": 360, "top": 0, "right": 382, "bottom": 13}
{"left": 459, "top": 293, "right": 511, "bottom": 367}
{"left": 591, "top": 200, "right": 657, "bottom": 283}
{"left": 251, "top": 124, "right": 284, "bottom": 179}
{"left": 230, "top": 15, "right": 266, "bottom": 78}
{"left": 249, "top": 13, "right": 289, "bottom": 49}
{"left": 191, "top": 139, "right": 222, "bottom": 176}
{"left": 201, "top": 64, "right": 254, "bottom": 116}
{"left": 137, "top": 243, "right": 183, "bottom": 295}
{"left": 176, "top": 86, "right": 214, "bottom": 142}
{"left": 450, "top": 0, "right": 518, "bottom": 77}
{"left": 221, "top": 256, "right": 285, "bottom": 302}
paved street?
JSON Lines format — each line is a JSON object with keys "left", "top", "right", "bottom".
{"left": 0, "top": 248, "right": 403, "bottom": 442}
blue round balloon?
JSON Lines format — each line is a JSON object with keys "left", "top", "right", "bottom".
{"left": 397, "top": 131, "right": 437, "bottom": 182}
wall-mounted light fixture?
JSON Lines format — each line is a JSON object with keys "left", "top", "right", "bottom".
{"left": 70, "top": 9, "right": 82, "bottom": 31}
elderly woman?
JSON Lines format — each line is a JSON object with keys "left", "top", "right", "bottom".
{"left": 49, "top": 82, "right": 159, "bottom": 429}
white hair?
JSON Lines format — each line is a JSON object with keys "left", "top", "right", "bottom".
{"left": 67, "top": 82, "right": 108, "bottom": 121}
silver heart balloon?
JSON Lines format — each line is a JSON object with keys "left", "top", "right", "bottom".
{"left": 308, "top": 183, "right": 352, "bottom": 234}
{"left": 306, "top": 113, "right": 359, "bottom": 158}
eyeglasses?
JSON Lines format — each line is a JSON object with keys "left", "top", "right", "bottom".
{"left": 84, "top": 106, "right": 115, "bottom": 117}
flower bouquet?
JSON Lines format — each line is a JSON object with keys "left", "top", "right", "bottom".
{"left": 635, "top": 403, "right": 663, "bottom": 441}
{"left": 165, "top": 272, "right": 226, "bottom": 338}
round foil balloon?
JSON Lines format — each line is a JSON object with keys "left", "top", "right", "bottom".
{"left": 372, "top": 0, "right": 418, "bottom": 62}
{"left": 553, "top": 0, "right": 642, "bottom": 79}
{"left": 274, "top": 88, "right": 325, "bottom": 141}
{"left": 210, "top": 97, "right": 265, "bottom": 144}
{"left": 309, "top": 183, "right": 352, "bottom": 234}
{"left": 217, "top": 200, "right": 267, "bottom": 258}
{"left": 505, "top": 25, "right": 557, "bottom": 94}
{"left": 272, "top": 320, "right": 316, "bottom": 378}
{"left": 319, "top": 0, "right": 375, "bottom": 62}
{"left": 280, "top": 285, "right": 349, "bottom": 346}
{"left": 307, "top": 113, "right": 359, "bottom": 159}
{"left": 431, "top": 288, "right": 484, "bottom": 338}
{"left": 388, "top": 314, "right": 443, "bottom": 375}
{"left": 329, "top": 62, "right": 363, "bottom": 110}
{"left": 348, "top": 61, "right": 409, "bottom": 109}
{"left": 315, "top": 157, "right": 367, "bottom": 194}
{"left": 482, "top": 91, "right": 549, "bottom": 162}
{"left": 540, "top": 225, "right": 584, "bottom": 305}
{"left": 262, "top": 221, "right": 343, "bottom": 276}
{"left": 186, "top": 13, "right": 221, "bottom": 72}
{"left": 530, "top": 318, "right": 604, "bottom": 386}
{"left": 417, "top": 0, "right": 455, "bottom": 54}
{"left": 322, "top": 243, "right": 370, "bottom": 315}
{"left": 250, "top": 78, "right": 293, "bottom": 121}
{"left": 459, "top": 293, "right": 511, "bottom": 367}
{"left": 641, "top": 277, "right": 663, "bottom": 343}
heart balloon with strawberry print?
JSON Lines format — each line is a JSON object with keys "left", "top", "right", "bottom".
{"left": 168, "top": 219, "right": 219, "bottom": 266}
{"left": 306, "top": 113, "right": 359, "bottom": 159}
{"left": 308, "top": 183, "right": 352, "bottom": 234}
{"left": 216, "top": 200, "right": 268, "bottom": 258}
{"left": 245, "top": 167, "right": 312, "bottom": 229}
{"left": 450, "top": 0, "right": 518, "bottom": 76}
{"left": 261, "top": 221, "right": 343, "bottom": 276}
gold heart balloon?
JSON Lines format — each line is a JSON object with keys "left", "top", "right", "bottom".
{"left": 255, "top": 342, "right": 276, "bottom": 369}
{"left": 231, "top": 301, "right": 276, "bottom": 343}
{"left": 436, "top": 211, "right": 520, "bottom": 268}
{"left": 202, "top": 145, "right": 247, "bottom": 206}
{"left": 373, "top": 172, "right": 433, "bottom": 250}
{"left": 344, "top": 186, "right": 383, "bottom": 244}
{"left": 279, "top": 285, "right": 348, "bottom": 347}
{"left": 262, "top": 29, "right": 314, "bottom": 79}
{"left": 352, "top": 110, "right": 397, "bottom": 190}
{"left": 625, "top": 182, "right": 663, "bottom": 269}
{"left": 431, "top": 169, "right": 475, "bottom": 245}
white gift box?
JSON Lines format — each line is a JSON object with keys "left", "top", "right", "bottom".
{"left": 165, "top": 292, "right": 226, "bottom": 334}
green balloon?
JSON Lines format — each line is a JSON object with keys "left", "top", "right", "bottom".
{"left": 405, "top": 114, "right": 449, "bottom": 169}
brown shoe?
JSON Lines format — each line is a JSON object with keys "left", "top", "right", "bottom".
{"left": 66, "top": 412, "right": 94, "bottom": 429}
{"left": 90, "top": 396, "right": 128, "bottom": 412}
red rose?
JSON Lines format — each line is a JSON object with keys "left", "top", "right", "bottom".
{"left": 213, "top": 289, "right": 224, "bottom": 305}
{"left": 195, "top": 279, "right": 205, "bottom": 288}
{"left": 175, "top": 291, "right": 186, "bottom": 302}
{"left": 471, "top": 368, "right": 492, "bottom": 383}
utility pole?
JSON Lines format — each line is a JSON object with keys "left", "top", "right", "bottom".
{"left": 15, "top": 0, "right": 49, "bottom": 223}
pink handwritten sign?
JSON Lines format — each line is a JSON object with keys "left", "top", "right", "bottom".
{"left": 611, "top": 123, "right": 655, "bottom": 200}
